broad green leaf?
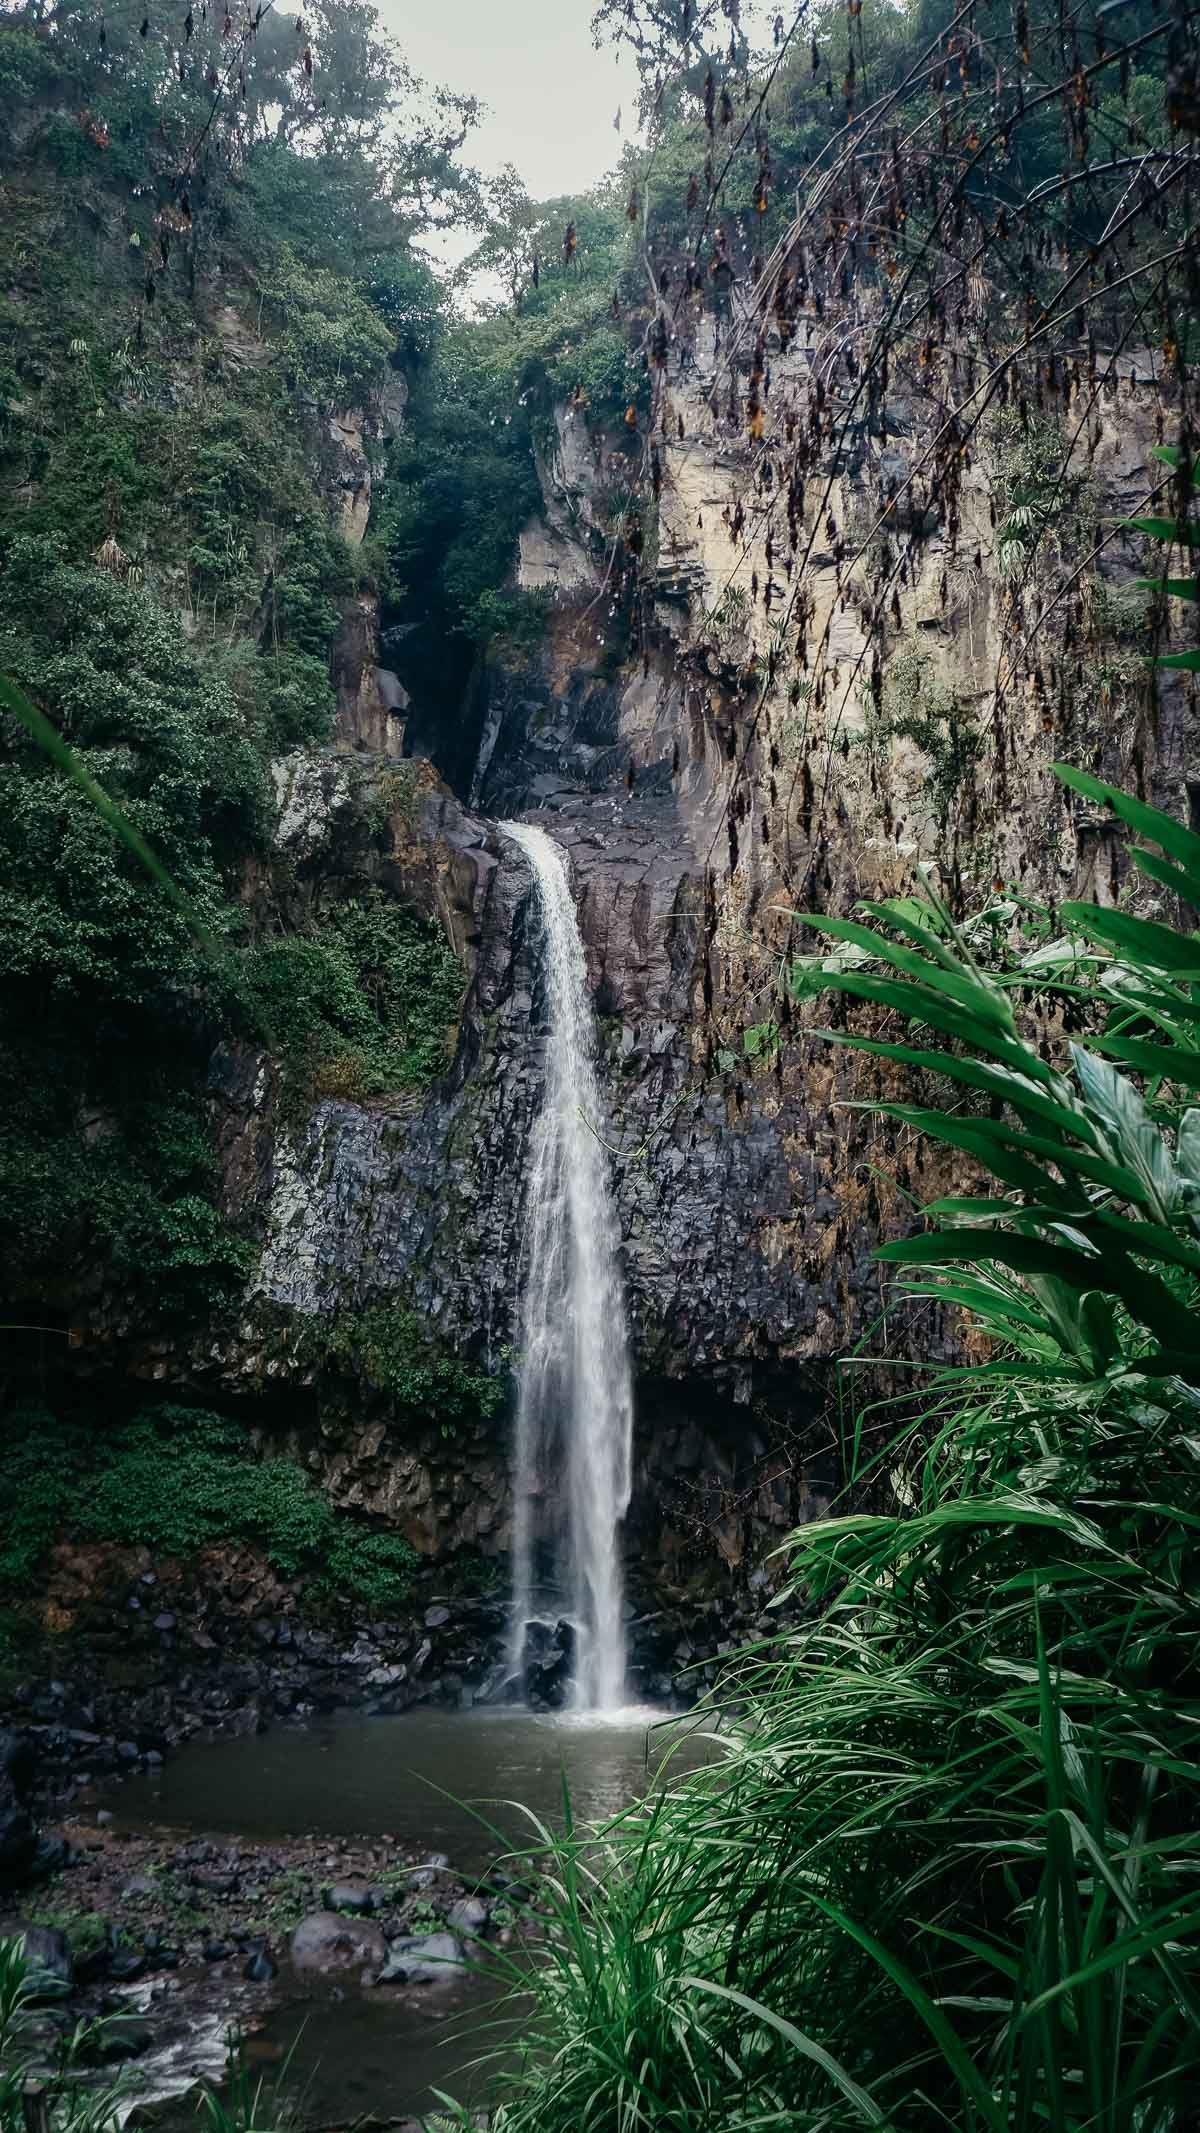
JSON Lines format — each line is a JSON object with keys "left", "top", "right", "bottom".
{"left": 1072, "top": 1047, "right": 1178, "bottom": 1217}
{"left": 803, "top": 973, "right": 1058, "bottom": 1082}
{"left": 802, "top": 915, "right": 1015, "bottom": 1031}
{"left": 861, "top": 1104, "right": 1058, "bottom": 1196}
{"left": 1149, "top": 444, "right": 1200, "bottom": 487}
{"left": 1070, "top": 1206, "right": 1200, "bottom": 1275}
{"left": 1136, "top": 575, "right": 1200, "bottom": 602}
{"left": 1123, "top": 516, "right": 1200, "bottom": 547}
{"left": 1053, "top": 764, "right": 1200, "bottom": 876}
{"left": 817, "top": 1031, "right": 1091, "bottom": 1141}
{"left": 870, "top": 1099, "right": 1148, "bottom": 1208}
{"left": 1156, "top": 648, "right": 1200, "bottom": 672}
{"left": 1130, "top": 847, "right": 1200, "bottom": 906}
{"left": 1090, "top": 1034, "right": 1200, "bottom": 1093}
{"left": 1177, "top": 1109, "right": 1200, "bottom": 1186}
{"left": 921, "top": 1198, "right": 1025, "bottom": 1223}
{"left": 1061, "top": 904, "right": 1200, "bottom": 977}
{"left": 877, "top": 1230, "right": 1199, "bottom": 1353}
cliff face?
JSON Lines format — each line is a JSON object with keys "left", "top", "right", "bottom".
{"left": 41, "top": 267, "right": 1191, "bottom": 1587}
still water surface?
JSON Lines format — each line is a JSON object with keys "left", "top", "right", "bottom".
{"left": 117, "top": 1704, "right": 718, "bottom": 2122}
{"left": 118, "top": 1703, "right": 709, "bottom": 1868}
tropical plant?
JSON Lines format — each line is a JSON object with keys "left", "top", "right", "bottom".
{"left": 0, "top": 1936, "right": 127, "bottom": 2132}
{"left": 455, "top": 760, "right": 1200, "bottom": 2133}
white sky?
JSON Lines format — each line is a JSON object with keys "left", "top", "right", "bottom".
{"left": 381, "top": 0, "right": 630, "bottom": 204}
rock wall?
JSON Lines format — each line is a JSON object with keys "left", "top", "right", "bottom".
{"left": 66, "top": 310, "right": 1198, "bottom": 1593}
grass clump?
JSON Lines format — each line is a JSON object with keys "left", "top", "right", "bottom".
{"left": 0, "top": 1937, "right": 126, "bottom": 2131}
{"left": 463, "top": 767, "right": 1200, "bottom": 2133}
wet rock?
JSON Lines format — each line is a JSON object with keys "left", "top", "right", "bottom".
{"left": 17, "top": 1926, "right": 73, "bottom": 1993}
{"left": 243, "top": 1942, "right": 278, "bottom": 1983}
{"left": 94, "top": 2015, "right": 154, "bottom": 2061}
{"left": 325, "top": 1878, "right": 375, "bottom": 1915}
{"left": 377, "top": 1930, "right": 464, "bottom": 1985}
{"left": 191, "top": 1868, "right": 238, "bottom": 1895}
{"left": 290, "top": 1911, "right": 387, "bottom": 1974}
{"left": 447, "top": 1896, "right": 489, "bottom": 1939}
{"left": 28, "top": 1834, "right": 68, "bottom": 1882}
{"left": 404, "top": 1852, "right": 449, "bottom": 1889}
{"left": 122, "top": 1874, "right": 160, "bottom": 1900}
{"left": 366, "top": 1663, "right": 407, "bottom": 1688}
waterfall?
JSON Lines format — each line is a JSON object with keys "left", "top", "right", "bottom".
{"left": 502, "top": 822, "right": 634, "bottom": 1714}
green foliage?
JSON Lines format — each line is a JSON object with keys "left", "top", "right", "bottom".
{"left": 0, "top": 537, "right": 267, "bottom": 994}
{"left": 1127, "top": 444, "right": 1200, "bottom": 674}
{"left": 984, "top": 410, "right": 1098, "bottom": 579}
{"left": 209, "top": 639, "right": 335, "bottom": 755}
{"left": 0, "top": 1936, "right": 127, "bottom": 2131}
{"left": 380, "top": 323, "right": 542, "bottom": 650}
{"left": 865, "top": 641, "right": 979, "bottom": 833}
{"left": 242, "top": 888, "right": 463, "bottom": 1101}
{"left": 258, "top": 245, "right": 396, "bottom": 407}
{"left": 0, "top": 22, "right": 69, "bottom": 101}
{"left": 0, "top": 1403, "right": 418, "bottom": 1610}
{"left": 324, "top": 1304, "right": 503, "bottom": 1433}
{"left": 0, "top": 1048, "right": 250, "bottom": 1314}
{"left": 0, "top": 538, "right": 268, "bottom": 1312}
{"left": 469, "top": 768, "right": 1200, "bottom": 2133}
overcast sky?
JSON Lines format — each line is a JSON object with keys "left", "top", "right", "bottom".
{"left": 382, "top": 0, "right": 631, "bottom": 204}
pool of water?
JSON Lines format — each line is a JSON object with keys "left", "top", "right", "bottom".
{"left": 112, "top": 1704, "right": 719, "bottom": 2122}
{"left": 116, "top": 1703, "right": 711, "bottom": 1869}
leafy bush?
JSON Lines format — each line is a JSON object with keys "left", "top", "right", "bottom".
{"left": 263, "top": 246, "right": 395, "bottom": 406}
{"left": 242, "top": 889, "right": 463, "bottom": 1099}
{"left": 0, "top": 540, "right": 269, "bottom": 1312}
{"left": 210, "top": 640, "right": 335, "bottom": 753}
{"left": 324, "top": 1304, "right": 503, "bottom": 1433}
{"left": 865, "top": 640, "right": 979, "bottom": 833}
{"left": 0, "top": 537, "right": 267, "bottom": 986}
{"left": 0, "top": 1404, "right": 418, "bottom": 1610}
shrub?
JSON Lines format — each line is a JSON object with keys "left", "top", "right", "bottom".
{"left": 0, "top": 1404, "right": 419, "bottom": 1611}
{"left": 324, "top": 1304, "right": 503, "bottom": 1434}
{"left": 242, "top": 889, "right": 463, "bottom": 1099}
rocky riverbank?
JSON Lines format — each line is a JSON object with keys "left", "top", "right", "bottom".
{"left": 3, "top": 1807, "right": 516, "bottom": 2126}
{"left": 0, "top": 1528, "right": 795, "bottom": 1817}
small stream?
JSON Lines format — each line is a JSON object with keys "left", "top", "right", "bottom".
{"left": 111, "top": 1704, "right": 716, "bottom": 2123}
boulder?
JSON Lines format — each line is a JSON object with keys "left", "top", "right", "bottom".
{"left": 17, "top": 1925, "right": 73, "bottom": 1993}
{"left": 325, "top": 1878, "right": 374, "bottom": 1915}
{"left": 447, "top": 1896, "right": 489, "bottom": 1939}
{"left": 244, "top": 1942, "right": 278, "bottom": 1983}
{"left": 290, "top": 1911, "right": 387, "bottom": 1974}
{"left": 377, "top": 1930, "right": 464, "bottom": 1985}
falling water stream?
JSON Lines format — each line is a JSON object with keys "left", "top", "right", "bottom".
{"left": 501, "top": 822, "right": 634, "bottom": 1711}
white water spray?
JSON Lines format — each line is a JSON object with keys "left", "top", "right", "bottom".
{"left": 502, "top": 822, "right": 634, "bottom": 1714}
